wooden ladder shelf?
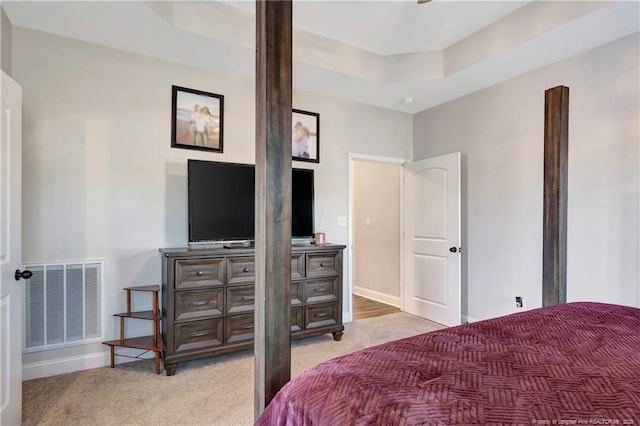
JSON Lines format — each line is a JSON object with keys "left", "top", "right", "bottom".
{"left": 102, "top": 285, "right": 162, "bottom": 374}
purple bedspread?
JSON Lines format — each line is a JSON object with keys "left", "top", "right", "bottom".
{"left": 256, "top": 302, "right": 640, "bottom": 425}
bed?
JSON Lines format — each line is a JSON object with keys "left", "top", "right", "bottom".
{"left": 256, "top": 302, "right": 640, "bottom": 425}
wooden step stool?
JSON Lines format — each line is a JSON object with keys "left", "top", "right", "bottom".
{"left": 102, "top": 285, "right": 162, "bottom": 374}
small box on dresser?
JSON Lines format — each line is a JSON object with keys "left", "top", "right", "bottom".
{"left": 160, "top": 243, "right": 345, "bottom": 376}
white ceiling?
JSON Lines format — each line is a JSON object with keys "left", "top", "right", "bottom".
{"left": 223, "top": 0, "right": 529, "bottom": 54}
{"left": 3, "top": 1, "right": 639, "bottom": 113}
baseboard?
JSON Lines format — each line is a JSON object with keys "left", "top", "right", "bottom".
{"left": 353, "top": 287, "right": 401, "bottom": 307}
{"left": 462, "top": 315, "right": 480, "bottom": 324}
{"left": 23, "top": 345, "right": 160, "bottom": 380}
{"left": 23, "top": 351, "right": 111, "bottom": 380}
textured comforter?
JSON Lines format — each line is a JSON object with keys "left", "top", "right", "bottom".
{"left": 256, "top": 302, "right": 640, "bottom": 425}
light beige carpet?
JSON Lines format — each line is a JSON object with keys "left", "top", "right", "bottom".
{"left": 23, "top": 312, "right": 443, "bottom": 426}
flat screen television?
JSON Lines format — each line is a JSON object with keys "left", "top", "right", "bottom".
{"left": 188, "top": 159, "right": 314, "bottom": 244}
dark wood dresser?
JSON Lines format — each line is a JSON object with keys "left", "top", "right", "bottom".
{"left": 159, "top": 244, "right": 346, "bottom": 375}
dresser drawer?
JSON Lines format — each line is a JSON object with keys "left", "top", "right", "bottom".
{"left": 227, "top": 283, "right": 302, "bottom": 313}
{"left": 175, "top": 259, "right": 224, "bottom": 290}
{"left": 226, "top": 314, "right": 255, "bottom": 344}
{"left": 227, "top": 307, "right": 306, "bottom": 344}
{"left": 291, "top": 281, "right": 302, "bottom": 306}
{"left": 306, "top": 252, "right": 339, "bottom": 278}
{"left": 291, "top": 254, "right": 304, "bottom": 280}
{"left": 304, "top": 277, "right": 339, "bottom": 304}
{"left": 227, "top": 257, "right": 255, "bottom": 285}
{"left": 291, "top": 306, "right": 303, "bottom": 333}
{"left": 305, "top": 302, "right": 339, "bottom": 329}
{"left": 226, "top": 285, "right": 255, "bottom": 314}
{"left": 174, "top": 319, "right": 223, "bottom": 352}
{"left": 175, "top": 289, "right": 223, "bottom": 321}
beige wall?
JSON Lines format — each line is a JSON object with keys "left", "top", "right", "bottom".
{"left": 353, "top": 161, "right": 401, "bottom": 305}
{"left": 12, "top": 27, "right": 412, "bottom": 377}
{"left": 1, "top": 7, "right": 11, "bottom": 75}
{"left": 414, "top": 33, "right": 640, "bottom": 322}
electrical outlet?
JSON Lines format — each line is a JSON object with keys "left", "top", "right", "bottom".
{"left": 515, "top": 296, "right": 524, "bottom": 309}
{"left": 337, "top": 216, "right": 347, "bottom": 227}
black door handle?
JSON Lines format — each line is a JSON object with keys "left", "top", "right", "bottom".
{"left": 15, "top": 269, "right": 33, "bottom": 281}
{"left": 449, "top": 247, "right": 458, "bottom": 253}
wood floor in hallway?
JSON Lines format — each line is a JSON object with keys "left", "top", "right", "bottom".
{"left": 352, "top": 294, "right": 400, "bottom": 320}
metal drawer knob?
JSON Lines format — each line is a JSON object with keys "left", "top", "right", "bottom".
{"left": 315, "top": 312, "right": 329, "bottom": 318}
{"left": 320, "top": 262, "right": 326, "bottom": 267}
{"left": 313, "top": 287, "right": 329, "bottom": 292}
{"left": 196, "top": 270, "right": 204, "bottom": 276}
{"left": 242, "top": 267, "right": 249, "bottom": 273}
{"left": 192, "top": 331, "right": 209, "bottom": 337}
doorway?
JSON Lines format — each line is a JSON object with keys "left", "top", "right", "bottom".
{"left": 348, "top": 154, "right": 404, "bottom": 321}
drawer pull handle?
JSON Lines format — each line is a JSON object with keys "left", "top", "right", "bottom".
{"left": 242, "top": 267, "right": 250, "bottom": 273}
{"left": 196, "top": 270, "right": 204, "bottom": 276}
{"left": 315, "top": 312, "right": 330, "bottom": 318}
{"left": 241, "top": 324, "right": 254, "bottom": 330}
{"left": 241, "top": 296, "right": 255, "bottom": 301}
{"left": 191, "top": 331, "right": 209, "bottom": 337}
{"left": 190, "top": 300, "right": 209, "bottom": 306}
{"left": 320, "top": 262, "right": 326, "bottom": 267}
{"left": 313, "top": 287, "right": 329, "bottom": 292}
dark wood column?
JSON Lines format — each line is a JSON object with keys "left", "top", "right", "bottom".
{"left": 254, "top": 0, "right": 293, "bottom": 418}
{"left": 542, "top": 85, "right": 569, "bottom": 306}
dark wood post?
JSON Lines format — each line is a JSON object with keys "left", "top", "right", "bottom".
{"left": 542, "top": 85, "right": 569, "bottom": 306}
{"left": 254, "top": 0, "right": 293, "bottom": 418}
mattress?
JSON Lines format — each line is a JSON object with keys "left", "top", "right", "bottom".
{"left": 256, "top": 302, "right": 640, "bottom": 425}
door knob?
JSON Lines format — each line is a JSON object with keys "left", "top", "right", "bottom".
{"left": 449, "top": 247, "right": 458, "bottom": 253}
{"left": 15, "top": 269, "right": 33, "bottom": 281}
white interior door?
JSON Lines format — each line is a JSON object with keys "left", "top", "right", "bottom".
{"left": 404, "top": 153, "right": 461, "bottom": 326}
{"left": 0, "top": 70, "right": 23, "bottom": 426}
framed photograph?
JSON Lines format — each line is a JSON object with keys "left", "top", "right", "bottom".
{"left": 292, "top": 109, "right": 319, "bottom": 163}
{"left": 171, "top": 85, "right": 224, "bottom": 153}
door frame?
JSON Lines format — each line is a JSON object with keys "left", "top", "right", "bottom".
{"left": 347, "top": 153, "right": 407, "bottom": 323}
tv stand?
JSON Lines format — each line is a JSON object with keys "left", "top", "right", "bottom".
{"left": 159, "top": 243, "right": 346, "bottom": 375}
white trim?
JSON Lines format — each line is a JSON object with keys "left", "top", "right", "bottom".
{"left": 21, "top": 345, "right": 153, "bottom": 380}
{"left": 22, "top": 258, "right": 107, "bottom": 266}
{"left": 22, "top": 351, "right": 110, "bottom": 380}
{"left": 462, "top": 315, "right": 480, "bottom": 324}
{"left": 399, "top": 162, "right": 405, "bottom": 312}
{"left": 353, "top": 287, "right": 401, "bottom": 308}
{"left": 347, "top": 152, "right": 407, "bottom": 325}
{"left": 348, "top": 153, "right": 406, "bottom": 165}
{"left": 22, "top": 336, "right": 105, "bottom": 354}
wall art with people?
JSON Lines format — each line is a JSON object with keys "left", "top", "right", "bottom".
{"left": 171, "top": 85, "right": 224, "bottom": 153}
{"left": 292, "top": 109, "right": 319, "bottom": 163}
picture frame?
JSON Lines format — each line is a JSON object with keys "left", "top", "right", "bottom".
{"left": 171, "top": 85, "right": 224, "bottom": 153}
{"left": 292, "top": 109, "right": 320, "bottom": 163}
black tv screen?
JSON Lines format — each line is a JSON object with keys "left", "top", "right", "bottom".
{"left": 188, "top": 160, "right": 314, "bottom": 243}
